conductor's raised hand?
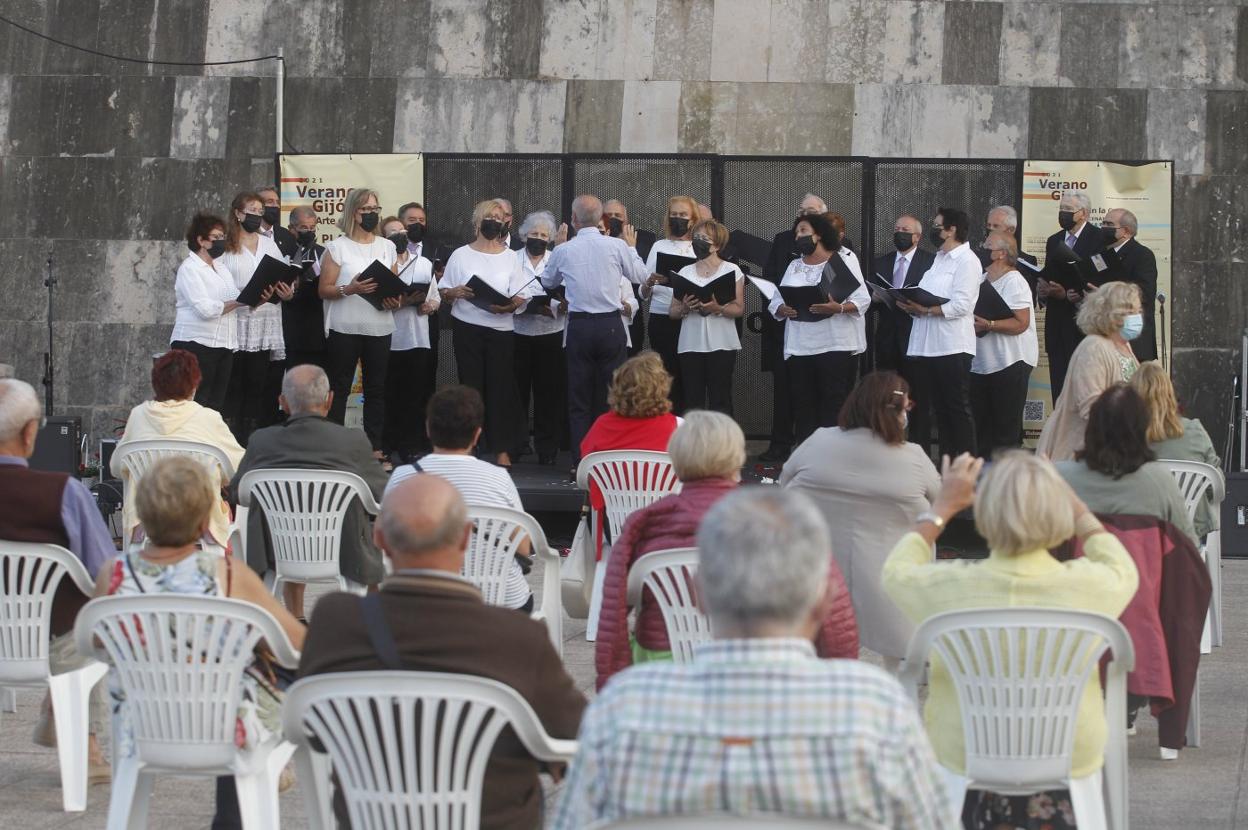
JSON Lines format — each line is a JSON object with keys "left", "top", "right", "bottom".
{"left": 622, "top": 223, "right": 638, "bottom": 248}
{"left": 555, "top": 223, "right": 569, "bottom": 245}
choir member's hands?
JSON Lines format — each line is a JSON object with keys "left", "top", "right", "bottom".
{"left": 443, "top": 285, "right": 474, "bottom": 301}
{"left": 558, "top": 298, "right": 569, "bottom": 316}
{"left": 973, "top": 314, "right": 990, "bottom": 334}
{"left": 1084, "top": 282, "right": 1098, "bottom": 294}
{"left": 809, "top": 300, "right": 843, "bottom": 316}
{"left": 274, "top": 281, "right": 296, "bottom": 302}
{"left": 699, "top": 297, "right": 723, "bottom": 316}
{"left": 646, "top": 273, "right": 668, "bottom": 288}
{"left": 931, "top": 453, "right": 983, "bottom": 520}
{"left": 1065, "top": 288, "right": 1083, "bottom": 303}
{"left": 255, "top": 284, "right": 278, "bottom": 306}
{"left": 539, "top": 303, "right": 556, "bottom": 318}
{"left": 488, "top": 294, "right": 523, "bottom": 315}
{"left": 223, "top": 300, "right": 244, "bottom": 314}
{"left": 622, "top": 223, "right": 638, "bottom": 248}
{"left": 417, "top": 300, "right": 436, "bottom": 315}
{"left": 348, "top": 274, "right": 378, "bottom": 295}
{"left": 555, "top": 223, "right": 569, "bottom": 245}
{"left": 776, "top": 304, "right": 798, "bottom": 319}
{"left": 1037, "top": 277, "right": 1065, "bottom": 300}
{"left": 382, "top": 296, "right": 402, "bottom": 311}
{"left": 896, "top": 298, "right": 926, "bottom": 317}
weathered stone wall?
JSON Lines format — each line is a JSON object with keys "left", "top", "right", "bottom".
{"left": 0, "top": 0, "right": 1244, "bottom": 454}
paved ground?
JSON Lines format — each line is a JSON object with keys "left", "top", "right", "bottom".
{"left": 2, "top": 559, "right": 1245, "bottom": 828}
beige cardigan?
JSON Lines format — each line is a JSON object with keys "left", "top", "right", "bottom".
{"left": 1036, "top": 334, "right": 1138, "bottom": 461}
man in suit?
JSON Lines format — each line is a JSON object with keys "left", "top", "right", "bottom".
{"left": 604, "top": 199, "right": 652, "bottom": 355}
{"left": 282, "top": 206, "right": 328, "bottom": 370}
{"left": 228, "top": 364, "right": 388, "bottom": 618}
{"left": 255, "top": 185, "right": 298, "bottom": 258}
{"left": 1036, "top": 193, "right": 1104, "bottom": 398}
{"left": 299, "top": 473, "right": 586, "bottom": 830}
{"left": 496, "top": 197, "right": 525, "bottom": 251}
{"left": 1104, "top": 208, "right": 1159, "bottom": 361}
{"left": 985, "top": 204, "right": 1040, "bottom": 296}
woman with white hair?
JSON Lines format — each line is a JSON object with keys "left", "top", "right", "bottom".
{"left": 594, "top": 410, "right": 858, "bottom": 690}
{"left": 512, "top": 210, "right": 566, "bottom": 465}
{"left": 1036, "top": 281, "right": 1142, "bottom": 460}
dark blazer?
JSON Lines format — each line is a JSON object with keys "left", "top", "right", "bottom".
{"left": 870, "top": 246, "right": 935, "bottom": 369}
{"left": 1117, "top": 237, "right": 1159, "bottom": 361}
{"left": 228, "top": 413, "right": 388, "bottom": 584}
{"left": 299, "top": 573, "right": 587, "bottom": 830}
{"left": 282, "top": 243, "right": 327, "bottom": 355}
{"left": 760, "top": 230, "right": 799, "bottom": 371}
{"left": 1042, "top": 224, "right": 1106, "bottom": 332}
{"left": 271, "top": 225, "right": 298, "bottom": 259}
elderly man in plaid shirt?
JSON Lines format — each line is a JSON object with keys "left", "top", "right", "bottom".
{"left": 552, "top": 487, "right": 953, "bottom": 829}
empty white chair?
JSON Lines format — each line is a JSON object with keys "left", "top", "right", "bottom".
{"left": 238, "top": 468, "right": 380, "bottom": 599}
{"left": 898, "top": 608, "right": 1134, "bottom": 830}
{"left": 0, "top": 541, "right": 108, "bottom": 812}
{"left": 626, "top": 548, "right": 709, "bottom": 663}
{"left": 282, "top": 670, "right": 579, "bottom": 830}
{"left": 74, "top": 594, "right": 300, "bottom": 830}
{"left": 592, "top": 817, "right": 864, "bottom": 828}
{"left": 1161, "top": 459, "right": 1224, "bottom": 647}
{"left": 464, "top": 504, "right": 564, "bottom": 654}
{"left": 111, "top": 437, "right": 236, "bottom": 489}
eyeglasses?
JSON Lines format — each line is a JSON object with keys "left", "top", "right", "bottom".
{"left": 358, "top": 206, "right": 381, "bottom": 214}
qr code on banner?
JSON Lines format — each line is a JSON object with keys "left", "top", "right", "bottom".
{"left": 1023, "top": 399, "right": 1045, "bottom": 422}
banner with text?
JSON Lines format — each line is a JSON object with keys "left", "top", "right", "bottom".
{"left": 1019, "top": 160, "right": 1172, "bottom": 442}
{"left": 278, "top": 153, "right": 424, "bottom": 245}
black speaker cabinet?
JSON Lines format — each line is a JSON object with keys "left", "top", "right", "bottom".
{"left": 1221, "top": 471, "right": 1248, "bottom": 559}
{"left": 28, "top": 416, "right": 82, "bottom": 477}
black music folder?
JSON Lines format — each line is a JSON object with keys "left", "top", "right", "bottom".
{"left": 727, "top": 231, "right": 772, "bottom": 277}
{"left": 351, "top": 261, "right": 410, "bottom": 310}
{"left": 654, "top": 252, "right": 697, "bottom": 278}
{"left": 1046, "top": 247, "right": 1123, "bottom": 291}
{"left": 236, "top": 255, "right": 300, "bottom": 307}
{"left": 667, "top": 272, "right": 738, "bottom": 305}
{"left": 520, "top": 285, "right": 565, "bottom": 315}
{"left": 778, "top": 285, "right": 829, "bottom": 323}
{"left": 464, "top": 275, "right": 512, "bottom": 312}
{"left": 822, "top": 258, "right": 862, "bottom": 303}
{"left": 974, "top": 280, "right": 1016, "bottom": 337}
{"left": 866, "top": 272, "right": 949, "bottom": 308}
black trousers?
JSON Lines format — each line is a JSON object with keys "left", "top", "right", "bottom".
{"left": 566, "top": 313, "right": 627, "bottom": 458}
{"left": 452, "top": 319, "right": 517, "bottom": 455}
{"left": 326, "top": 330, "right": 391, "bottom": 451}
{"left": 646, "top": 312, "right": 684, "bottom": 413}
{"left": 900, "top": 357, "right": 933, "bottom": 457}
{"left": 1045, "top": 303, "right": 1083, "bottom": 400}
{"left": 970, "top": 360, "right": 1033, "bottom": 461}
{"left": 170, "top": 341, "right": 231, "bottom": 413}
{"left": 284, "top": 348, "right": 327, "bottom": 371}
{"left": 910, "top": 353, "right": 977, "bottom": 459}
{"left": 223, "top": 350, "right": 272, "bottom": 442}
{"left": 679, "top": 350, "right": 736, "bottom": 415}
{"left": 383, "top": 346, "right": 437, "bottom": 459}
{"left": 788, "top": 350, "right": 857, "bottom": 446}
{"left": 515, "top": 331, "right": 567, "bottom": 456}
{"left": 767, "top": 356, "right": 795, "bottom": 449}
{"left": 259, "top": 358, "right": 285, "bottom": 427}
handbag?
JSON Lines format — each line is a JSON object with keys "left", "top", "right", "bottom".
{"left": 561, "top": 503, "right": 596, "bottom": 619}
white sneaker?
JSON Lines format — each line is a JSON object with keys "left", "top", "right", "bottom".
{"left": 1159, "top": 747, "right": 1179, "bottom": 760}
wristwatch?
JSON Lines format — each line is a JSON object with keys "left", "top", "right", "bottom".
{"left": 915, "top": 511, "right": 945, "bottom": 530}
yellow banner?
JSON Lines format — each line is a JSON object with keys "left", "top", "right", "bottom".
{"left": 278, "top": 153, "right": 424, "bottom": 245}
{"left": 1019, "top": 160, "right": 1172, "bottom": 441}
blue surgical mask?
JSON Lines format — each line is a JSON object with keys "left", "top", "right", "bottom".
{"left": 1120, "top": 313, "right": 1144, "bottom": 341}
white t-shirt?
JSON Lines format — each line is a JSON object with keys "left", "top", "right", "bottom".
{"left": 906, "top": 242, "right": 980, "bottom": 358}
{"left": 170, "top": 253, "right": 239, "bottom": 350}
{"left": 513, "top": 249, "right": 565, "bottom": 338}
{"left": 220, "top": 234, "right": 287, "bottom": 356}
{"left": 390, "top": 251, "right": 439, "bottom": 351}
{"left": 971, "top": 269, "right": 1039, "bottom": 375}
{"left": 322, "top": 236, "right": 398, "bottom": 337}
{"left": 767, "top": 251, "right": 871, "bottom": 359}
{"left": 386, "top": 454, "right": 531, "bottom": 609}
{"left": 644, "top": 238, "right": 695, "bottom": 315}
{"left": 674, "top": 261, "right": 743, "bottom": 353}
{"left": 441, "top": 245, "right": 528, "bottom": 332}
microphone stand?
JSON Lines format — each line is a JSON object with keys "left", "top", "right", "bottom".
{"left": 1157, "top": 292, "right": 1167, "bottom": 370}
{"left": 41, "top": 252, "right": 55, "bottom": 415}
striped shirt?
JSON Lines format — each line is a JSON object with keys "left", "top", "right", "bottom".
{"left": 551, "top": 639, "right": 954, "bottom": 830}
{"left": 386, "top": 454, "right": 531, "bottom": 609}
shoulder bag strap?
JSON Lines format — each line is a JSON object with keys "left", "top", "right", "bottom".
{"left": 358, "top": 593, "right": 403, "bottom": 670}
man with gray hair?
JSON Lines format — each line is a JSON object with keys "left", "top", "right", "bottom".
{"left": 1103, "top": 207, "right": 1158, "bottom": 360}
{"left": 1037, "top": 192, "right": 1105, "bottom": 397}
{"left": 299, "top": 474, "right": 585, "bottom": 830}
{"left": 543, "top": 194, "right": 650, "bottom": 457}
{"left": 984, "top": 204, "right": 1039, "bottom": 294}
{"left": 553, "top": 487, "right": 952, "bottom": 829}
{"left": 228, "top": 364, "right": 387, "bottom": 617}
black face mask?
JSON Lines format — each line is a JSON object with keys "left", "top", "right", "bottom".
{"left": 296, "top": 230, "right": 315, "bottom": 247}
{"left": 976, "top": 245, "right": 993, "bottom": 268}
{"left": 207, "top": 240, "right": 226, "bottom": 259}
{"left": 692, "top": 238, "right": 713, "bottom": 260}
{"left": 928, "top": 227, "right": 945, "bottom": 247}
{"left": 525, "top": 237, "right": 548, "bottom": 257}
{"left": 479, "top": 218, "right": 504, "bottom": 240}
{"left": 406, "top": 222, "right": 425, "bottom": 243}
{"left": 794, "top": 235, "right": 817, "bottom": 256}
{"left": 892, "top": 231, "right": 914, "bottom": 252}
{"left": 240, "top": 213, "right": 263, "bottom": 234}
{"left": 1100, "top": 226, "right": 1120, "bottom": 247}
{"left": 262, "top": 205, "right": 280, "bottom": 227}
{"left": 388, "top": 232, "right": 408, "bottom": 254}
{"left": 1057, "top": 210, "right": 1077, "bottom": 232}
{"left": 668, "top": 216, "right": 690, "bottom": 237}
{"left": 606, "top": 216, "right": 624, "bottom": 237}
{"left": 359, "top": 212, "right": 379, "bottom": 232}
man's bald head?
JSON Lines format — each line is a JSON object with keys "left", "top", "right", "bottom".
{"left": 280, "top": 364, "right": 332, "bottom": 417}
{"left": 571, "top": 195, "right": 603, "bottom": 229}
{"left": 375, "top": 475, "right": 471, "bottom": 572}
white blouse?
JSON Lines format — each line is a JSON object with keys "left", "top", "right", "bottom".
{"left": 972, "top": 269, "right": 1039, "bottom": 375}
{"left": 440, "top": 245, "right": 528, "bottom": 332}
{"left": 906, "top": 242, "right": 980, "bottom": 358}
{"left": 675, "top": 261, "right": 743, "bottom": 354}
{"left": 322, "top": 236, "right": 398, "bottom": 338}
{"left": 170, "top": 253, "right": 239, "bottom": 351}
{"left": 767, "top": 251, "right": 871, "bottom": 359}
{"left": 219, "top": 234, "right": 287, "bottom": 357}
{"left": 390, "top": 251, "right": 439, "bottom": 351}
{"left": 643, "top": 238, "right": 695, "bottom": 315}
{"left": 514, "top": 249, "right": 565, "bottom": 338}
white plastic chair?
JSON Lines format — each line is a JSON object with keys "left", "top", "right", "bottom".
{"left": 282, "top": 671, "right": 579, "bottom": 830}
{"left": 238, "top": 468, "right": 380, "bottom": 599}
{"left": 592, "top": 818, "right": 864, "bottom": 828}
{"left": 74, "top": 594, "right": 301, "bottom": 830}
{"left": 1161, "top": 459, "right": 1224, "bottom": 647}
{"left": 577, "top": 451, "right": 681, "bottom": 640}
{"left": 111, "top": 437, "right": 236, "bottom": 489}
{"left": 464, "top": 505, "right": 564, "bottom": 655}
{"left": 626, "top": 548, "right": 710, "bottom": 664}
{"left": 0, "top": 541, "right": 109, "bottom": 811}
{"left": 898, "top": 608, "right": 1134, "bottom": 830}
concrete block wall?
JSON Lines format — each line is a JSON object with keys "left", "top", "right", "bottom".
{"left": 0, "top": 0, "right": 1244, "bottom": 454}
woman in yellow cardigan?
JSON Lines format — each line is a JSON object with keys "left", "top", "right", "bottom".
{"left": 882, "top": 451, "right": 1138, "bottom": 828}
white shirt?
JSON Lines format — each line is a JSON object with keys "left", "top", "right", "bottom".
{"left": 390, "top": 249, "right": 439, "bottom": 351}
{"left": 675, "top": 262, "right": 743, "bottom": 353}
{"left": 906, "top": 242, "right": 980, "bottom": 358}
{"left": 387, "top": 454, "right": 531, "bottom": 609}
{"left": 323, "top": 236, "right": 398, "bottom": 337}
{"left": 441, "top": 245, "right": 528, "bottom": 332}
{"left": 620, "top": 277, "right": 639, "bottom": 348}
{"left": 767, "top": 251, "right": 871, "bottom": 359}
{"left": 643, "top": 238, "right": 695, "bottom": 314}
{"left": 220, "top": 234, "right": 287, "bottom": 356}
{"left": 170, "top": 253, "right": 239, "bottom": 350}
{"left": 972, "top": 269, "right": 1039, "bottom": 374}
{"left": 514, "top": 249, "right": 565, "bottom": 338}
{"left": 542, "top": 227, "right": 649, "bottom": 314}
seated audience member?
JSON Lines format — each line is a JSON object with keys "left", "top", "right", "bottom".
{"left": 115, "top": 348, "right": 244, "bottom": 546}
{"left": 781, "top": 371, "right": 938, "bottom": 667}
{"left": 228, "top": 364, "right": 387, "bottom": 618}
{"left": 882, "top": 451, "right": 1138, "bottom": 827}
{"left": 596, "top": 411, "right": 858, "bottom": 689}
{"left": 1055, "top": 384, "right": 1197, "bottom": 544}
{"left": 300, "top": 474, "right": 585, "bottom": 830}
{"left": 555, "top": 488, "right": 948, "bottom": 829}
{"left": 0, "top": 379, "right": 114, "bottom": 778}
{"left": 1131, "top": 361, "right": 1221, "bottom": 537}
{"left": 387, "top": 385, "right": 534, "bottom": 612}
{"left": 95, "top": 457, "right": 304, "bottom": 825}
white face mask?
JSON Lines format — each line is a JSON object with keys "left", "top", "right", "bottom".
{"left": 901, "top": 410, "right": 909, "bottom": 430}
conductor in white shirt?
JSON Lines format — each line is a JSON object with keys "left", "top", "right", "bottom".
{"left": 542, "top": 195, "right": 649, "bottom": 459}
{"left": 895, "top": 207, "right": 980, "bottom": 458}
